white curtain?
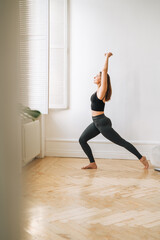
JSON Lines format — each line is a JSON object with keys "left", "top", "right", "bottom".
{"left": 49, "top": 0, "right": 68, "bottom": 109}
{"left": 19, "top": 0, "right": 49, "bottom": 114}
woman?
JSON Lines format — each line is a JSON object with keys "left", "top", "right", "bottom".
{"left": 79, "top": 52, "right": 149, "bottom": 170}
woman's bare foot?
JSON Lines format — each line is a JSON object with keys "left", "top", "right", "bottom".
{"left": 81, "top": 162, "right": 97, "bottom": 169}
{"left": 139, "top": 156, "right": 149, "bottom": 169}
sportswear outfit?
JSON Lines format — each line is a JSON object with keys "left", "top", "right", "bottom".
{"left": 79, "top": 91, "right": 142, "bottom": 163}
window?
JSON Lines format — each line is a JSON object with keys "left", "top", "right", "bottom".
{"left": 19, "top": 0, "right": 67, "bottom": 112}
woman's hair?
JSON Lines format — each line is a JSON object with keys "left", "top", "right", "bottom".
{"left": 100, "top": 72, "right": 112, "bottom": 101}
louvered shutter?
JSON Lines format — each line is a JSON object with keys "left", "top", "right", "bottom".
{"left": 19, "top": 0, "right": 49, "bottom": 114}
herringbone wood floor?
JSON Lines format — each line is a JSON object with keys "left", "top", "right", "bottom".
{"left": 21, "top": 157, "right": 160, "bottom": 240}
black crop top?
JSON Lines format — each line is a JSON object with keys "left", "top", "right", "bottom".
{"left": 90, "top": 91, "right": 105, "bottom": 111}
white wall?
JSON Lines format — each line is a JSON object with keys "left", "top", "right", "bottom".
{"left": 45, "top": 0, "right": 160, "bottom": 160}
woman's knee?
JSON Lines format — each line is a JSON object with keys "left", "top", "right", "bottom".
{"left": 119, "top": 138, "right": 127, "bottom": 147}
{"left": 79, "top": 136, "right": 86, "bottom": 145}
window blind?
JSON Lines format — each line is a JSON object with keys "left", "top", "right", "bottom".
{"left": 19, "top": 0, "right": 49, "bottom": 114}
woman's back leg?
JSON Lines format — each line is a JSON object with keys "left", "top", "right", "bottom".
{"left": 99, "top": 124, "right": 143, "bottom": 160}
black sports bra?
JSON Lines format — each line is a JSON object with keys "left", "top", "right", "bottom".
{"left": 90, "top": 91, "right": 105, "bottom": 111}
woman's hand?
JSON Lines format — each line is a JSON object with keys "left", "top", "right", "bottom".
{"left": 104, "top": 52, "right": 113, "bottom": 58}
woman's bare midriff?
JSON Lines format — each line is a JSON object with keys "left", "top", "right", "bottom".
{"left": 92, "top": 110, "right": 104, "bottom": 116}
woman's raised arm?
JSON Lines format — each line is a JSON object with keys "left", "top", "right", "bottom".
{"left": 98, "top": 52, "right": 113, "bottom": 99}
{"left": 103, "top": 52, "right": 113, "bottom": 72}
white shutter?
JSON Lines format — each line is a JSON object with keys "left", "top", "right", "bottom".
{"left": 19, "top": 0, "right": 49, "bottom": 114}
{"left": 49, "top": 0, "right": 68, "bottom": 109}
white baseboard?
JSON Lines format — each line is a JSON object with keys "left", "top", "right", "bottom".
{"left": 45, "top": 138, "right": 160, "bottom": 160}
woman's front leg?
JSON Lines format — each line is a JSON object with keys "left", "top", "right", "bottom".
{"left": 79, "top": 122, "right": 100, "bottom": 169}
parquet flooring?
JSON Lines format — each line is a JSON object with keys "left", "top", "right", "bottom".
{"left": 21, "top": 157, "right": 160, "bottom": 240}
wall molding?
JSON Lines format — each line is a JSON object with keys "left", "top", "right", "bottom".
{"left": 45, "top": 138, "right": 160, "bottom": 160}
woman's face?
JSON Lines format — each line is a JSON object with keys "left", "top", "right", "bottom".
{"left": 94, "top": 72, "right": 101, "bottom": 85}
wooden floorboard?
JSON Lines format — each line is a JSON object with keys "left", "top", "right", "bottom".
{"left": 21, "top": 157, "right": 160, "bottom": 240}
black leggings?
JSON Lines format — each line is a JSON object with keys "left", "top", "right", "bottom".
{"left": 79, "top": 113, "right": 142, "bottom": 163}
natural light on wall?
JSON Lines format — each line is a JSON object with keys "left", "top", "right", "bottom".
{"left": 19, "top": 0, "right": 49, "bottom": 114}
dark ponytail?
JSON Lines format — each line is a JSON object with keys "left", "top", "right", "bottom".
{"left": 105, "top": 74, "right": 112, "bottom": 101}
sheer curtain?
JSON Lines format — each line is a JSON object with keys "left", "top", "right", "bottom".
{"left": 19, "top": 0, "right": 49, "bottom": 114}
{"left": 49, "top": 0, "right": 68, "bottom": 109}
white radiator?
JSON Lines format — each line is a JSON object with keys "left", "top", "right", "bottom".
{"left": 22, "top": 119, "right": 40, "bottom": 166}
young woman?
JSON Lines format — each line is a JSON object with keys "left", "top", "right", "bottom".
{"left": 79, "top": 52, "right": 149, "bottom": 170}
